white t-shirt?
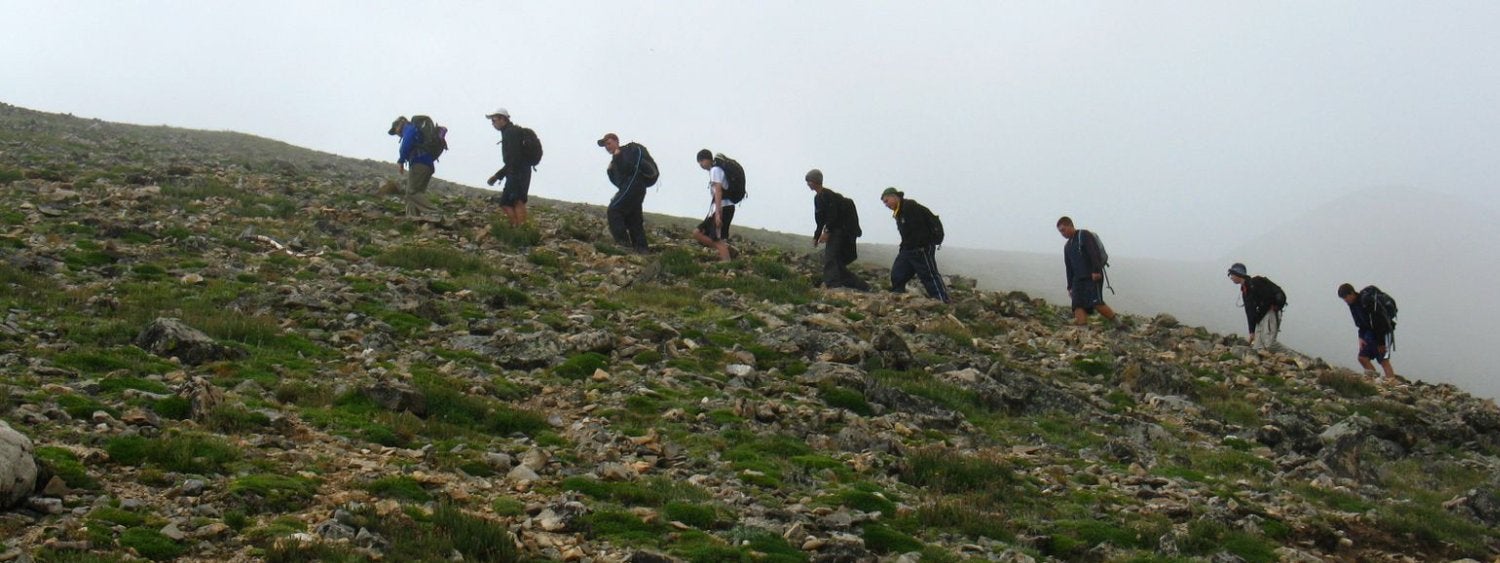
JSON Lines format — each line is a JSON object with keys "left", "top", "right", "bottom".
{"left": 707, "top": 166, "right": 735, "bottom": 211}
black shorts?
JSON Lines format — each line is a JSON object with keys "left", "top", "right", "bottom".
{"left": 1070, "top": 278, "right": 1104, "bottom": 311}
{"left": 500, "top": 166, "right": 532, "bottom": 207}
{"left": 697, "top": 205, "right": 736, "bottom": 242}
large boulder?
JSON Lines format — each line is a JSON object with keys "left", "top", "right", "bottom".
{"left": 0, "top": 420, "right": 39, "bottom": 509}
{"left": 134, "top": 317, "right": 246, "bottom": 365}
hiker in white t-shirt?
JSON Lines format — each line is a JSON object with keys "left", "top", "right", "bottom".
{"left": 692, "top": 148, "right": 735, "bottom": 262}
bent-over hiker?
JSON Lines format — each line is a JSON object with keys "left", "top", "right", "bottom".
{"left": 808, "top": 169, "right": 869, "bottom": 291}
{"left": 388, "top": 116, "right": 440, "bottom": 221}
{"left": 1227, "top": 262, "right": 1286, "bottom": 350}
{"left": 1338, "top": 283, "right": 1398, "bottom": 382}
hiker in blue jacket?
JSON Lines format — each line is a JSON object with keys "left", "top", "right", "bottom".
{"left": 1338, "top": 283, "right": 1397, "bottom": 382}
{"left": 599, "top": 133, "right": 652, "bottom": 253}
{"left": 388, "top": 116, "right": 439, "bottom": 220}
{"left": 1057, "top": 216, "right": 1119, "bottom": 327}
{"left": 881, "top": 187, "right": 949, "bottom": 303}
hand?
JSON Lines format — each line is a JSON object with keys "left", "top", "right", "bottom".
{"left": 817, "top": 232, "right": 829, "bottom": 245}
{"left": 487, "top": 174, "right": 500, "bottom": 186}
{"left": 1359, "top": 338, "right": 1368, "bottom": 348}
{"left": 1091, "top": 272, "right": 1102, "bottom": 281}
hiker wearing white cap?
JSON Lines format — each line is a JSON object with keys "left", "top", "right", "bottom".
{"left": 1227, "top": 262, "right": 1286, "bottom": 350}
{"left": 486, "top": 108, "right": 542, "bottom": 228}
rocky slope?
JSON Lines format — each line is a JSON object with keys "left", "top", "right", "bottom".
{"left": 1, "top": 103, "right": 1499, "bottom": 562}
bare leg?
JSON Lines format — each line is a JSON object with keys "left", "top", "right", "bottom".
{"left": 1379, "top": 359, "right": 1397, "bottom": 380}
{"left": 1072, "top": 308, "right": 1088, "bottom": 326}
{"left": 513, "top": 201, "right": 528, "bottom": 227}
{"left": 1096, "top": 303, "right": 1117, "bottom": 321}
{"left": 1358, "top": 357, "right": 1377, "bottom": 376}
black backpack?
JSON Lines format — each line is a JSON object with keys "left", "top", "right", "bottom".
{"left": 1359, "top": 285, "right": 1398, "bottom": 333}
{"left": 516, "top": 126, "right": 543, "bottom": 166}
{"left": 410, "top": 115, "right": 447, "bottom": 161}
{"left": 1080, "top": 230, "right": 1109, "bottom": 269}
{"left": 838, "top": 193, "right": 862, "bottom": 238}
{"left": 626, "top": 142, "right": 659, "bottom": 188}
{"left": 929, "top": 213, "right": 945, "bottom": 247}
{"left": 713, "top": 154, "right": 746, "bottom": 203}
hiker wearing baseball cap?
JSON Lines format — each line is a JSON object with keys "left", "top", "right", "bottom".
{"left": 1227, "top": 262, "right": 1287, "bottom": 350}
{"left": 599, "top": 133, "right": 658, "bottom": 253}
{"left": 808, "top": 169, "right": 869, "bottom": 291}
{"left": 486, "top": 107, "right": 542, "bottom": 229}
{"left": 388, "top": 115, "right": 443, "bottom": 222}
{"left": 880, "top": 187, "right": 949, "bottom": 303}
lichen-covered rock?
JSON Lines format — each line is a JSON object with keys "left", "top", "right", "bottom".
{"left": 0, "top": 420, "right": 38, "bottom": 509}
{"left": 134, "top": 317, "right": 246, "bottom": 365}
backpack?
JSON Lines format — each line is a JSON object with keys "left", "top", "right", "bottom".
{"left": 929, "top": 213, "right": 945, "bottom": 247}
{"left": 1359, "top": 285, "right": 1398, "bottom": 334}
{"left": 410, "top": 115, "right": 448, "bottom": 161}
{"left": 627, "top": 142, "right": 659, "bottom": 188}
{"left": 713, "top": 154, "right": 746, "bottom": 203}
{"left": 1080, "top": 230, "right": 1109, "bottom": 269}
{"left": 516, "top": 126, "right": 543, "bottom": 166}
{"left": 837, "top": 193, "right": 862, "bottom": 238}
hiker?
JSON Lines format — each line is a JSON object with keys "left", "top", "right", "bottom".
{"left": 692, "top": 149, "right": 735, "bottom": 262}
{"left": 599, "top": 133, "right": 655, "bottom": 253}
{"left": 1056, "top": 216, "right": 1119, "bottom": 326}
{"left": 807, "top": 169, "right": 870, "bottom": 291}
{"left": 485, "top": 108, "right": 536, "bottom": 228}
{"left": 1227, "top": 262, "right": 1286, "bottom": 350}
{"left": 388, "top": 116, "right": 440, "bottom": 221}
{"left": 880, "top": 187, "right": 949, "bottom": 303}
{"left": 1338, "top": 283, "right": 1398, "bottom": 382}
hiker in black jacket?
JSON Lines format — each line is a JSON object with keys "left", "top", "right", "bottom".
{"left": 599, "top": 133, "right": 652, "bottom": 253}
{"left": 486, "top": 108, "right": 532, "bottom": 228}
{"left": 881, "top": 187, "right": 949, "bottom": 303}
{"left": 1227, "top": 263, "right": 1285, "bottom": 350}
{"left": 1057, "top": 216, "right": 1119, "bottom": 327}
{"left": 808, "top": 169, "right": 869, "bottom": 291}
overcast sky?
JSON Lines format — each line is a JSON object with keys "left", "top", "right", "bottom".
{"left": 5, "top": 1, "right": 1498, "bottom": 259}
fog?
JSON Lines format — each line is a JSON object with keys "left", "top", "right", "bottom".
{"left": 5, "top": 3, "right": 1499, "bottom": 397}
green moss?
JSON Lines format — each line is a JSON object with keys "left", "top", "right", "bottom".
{"left": 375, "top": 245, "right": 487, "bottom": 275}
{"left": 106, "top": 432, "right": 240, "bottom": 474}
{"left": 579, "top": 509, "right": 667, "bottom": 544}
{"left": 366, "top": 476, "right": 433, "bottom": 502}
{"left": 34, "top": 446, "right": 97, "bottom": 490}
{"left": 861, "top": 523, "right": 923, "bottom": 554}
{"left": 824, "top": 488, "right": 896, "bottom": 514}
{"left": 119, "top": 527, "right": 185, "bottom": 561}
{"left": 230, "top": 474, "right": 320, "bottom": 513}
{"left": 662, "top": 501, "right": 718, "bottom": 529}
{"left": 819, "top": 385, "right": 873, "bottom": 416}
{"left": 205, "top": 405, "right": 273, "bottom": 433}
{"left": 900, "top": 447, "right": 1019, "bottom": 494}
{"left": 563, "top": 476, "right": 711, "bottom": 507}
{"left": 152, "top": 395, "right": 193, "bottom": 420}
{"left": 554, "top": 352, "right": 608, "bottom": 380}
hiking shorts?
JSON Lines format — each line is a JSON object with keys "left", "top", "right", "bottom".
{"left": 697, "top": 205, "right": 736, "bottom": 242}
{"left": 500, "top": 166, "right": 532, "bottom": 207}
{"left": 1070, "top": 278, "right": 1104, "bottom": 311}
{"left": 1359, "top": 333, "right": 1390, "bottom": 361}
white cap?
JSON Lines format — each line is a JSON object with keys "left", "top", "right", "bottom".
{"left": 485, "top": 107, "right": 510, "bottom": 118}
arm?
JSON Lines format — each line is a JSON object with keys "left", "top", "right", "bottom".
{"left": 398, "top": 124, "right": 419, "bottom": 165}
{"left": 812, "top": 192, "right": 828, "bottom": 244}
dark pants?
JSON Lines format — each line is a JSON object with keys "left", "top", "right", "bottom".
{"left": 822, "top": 230, "right": 869, "bottom": 290}
{"left": 608, "top": 185, "right": 648, "bottom": 251}
{"left": 500, "top": 166, "right": 532, "bottom": 207}
{"left": 891, "top": 245, "right": 949, "bottom": 302}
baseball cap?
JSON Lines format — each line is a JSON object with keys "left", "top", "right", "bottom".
{"left": 596, "top": 133, "right": 619, "bottom": 147}
{"left": 880, "top": 187, "right": 903, "bottom": 200}
{"left": 485, "top": 108, "right": 510, "bottom": 119}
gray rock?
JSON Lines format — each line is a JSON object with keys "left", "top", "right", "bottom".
{"left": 363, "top": 379, "right": 428, "bottom": 417}
{"left": 315, "top": 519, "right": 357, "bottom": 540}
{"left": 0, "top": 421, "right": 38, "bottom": 509}
{"left": 180, "top": 479, "right": 207, "bottom": 497}
{"left": 160, "top": 522, "right": 186, "bottom": 541}
{"left": 134, "top": 317, "right": 246, "bottom": 365}
{"left": 507, "top": 464, "right": 540, "bottom": 482}
{"left": 354, "top": 527, "right": 389, "bottom": 549}
{"left": 1318, "top": 416, "right": 1373, "bottom": 481}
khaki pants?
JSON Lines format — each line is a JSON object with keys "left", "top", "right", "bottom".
{"left": 1253, "top": 309, "right": 1281, "bottom": 350}
{"left": 405, "top": 163, "right": 436, "bottom": 217}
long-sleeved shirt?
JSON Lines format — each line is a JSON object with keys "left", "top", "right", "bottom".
{"left": 607, "top": 142, "right": 652, "bottom": 192}
{"left": 397, "top": 123, "right": 436, "bottom": 167}
{"left": 891, "top": 198, "right": 937, "bottom": 250}
{"left": 493, "top": 123, "right": 523, "bottom": 178}
{"left": 813, "top": 188, "right": 861, "bottom": 241}
{"left": 1063, "top": 230, "right": 1103, "bottom": 288}
{"left": 1240, "top": 276, "right": 1284, "bottom": 333}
